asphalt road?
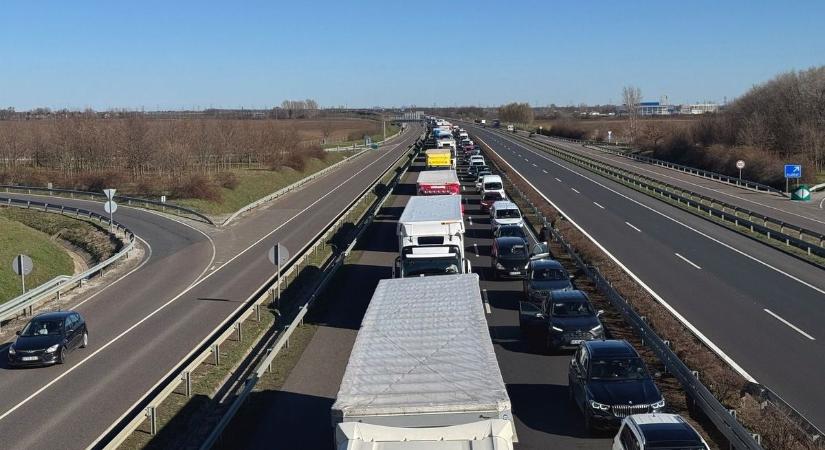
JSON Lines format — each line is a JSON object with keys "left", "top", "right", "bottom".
{"left": 469, "top": 125, "right": 825, "bottom": 431}
{"left": 0, "top": 125, "right": 422, "bottom": 449}
{"left": 231, "top": 151, "right": 611, "bottom": 449}
{"left": 532, "top": 132, "right": 825, "bottom": 236}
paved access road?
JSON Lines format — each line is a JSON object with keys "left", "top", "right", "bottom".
{"left": 470, "top": 125, "right": 825, "bottom": 431}
{"left": 532, "top": 132, "right": 825, "bottom": 235}
{"left": 0, "top": 125, "right": 422, "bottom": 449}
{"left": 229, "top": 150, "right": 610, "bottom": 449}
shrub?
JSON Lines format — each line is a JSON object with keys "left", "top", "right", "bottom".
{"left": 172, "top": 174, "right": 221, "bottom": 202}
{"left": 215, "top": 171, "right": 239, "bottom": 190}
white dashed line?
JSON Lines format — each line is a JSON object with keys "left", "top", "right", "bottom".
{"left": 764, "top": 309, "right": 816, "bottom": 340}
{"left": 542, "top": 169, "right": 548, "bottom": 174}
{"left": 532, "top": 163, "right": 537, "bottom": 167}
{"left": 555, "top": 177, "right": 562, "bottom": 182}
{"left": 571, "top": 188, "right": 580, "bottom": 194}
{"left": 593, "top": 202, "right": 605, "bottom": 209}
{"left": 674, "top": 253, "right": 702, "bottom": 269}
{"left": 625, "top": 222, "right": 642, "bottom": 232}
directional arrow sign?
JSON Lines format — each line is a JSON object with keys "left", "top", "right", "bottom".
{"left": 784, "top": 164, "right": 802, "bottom": 179}
{"left": 11, "top": 254, "right": 33, "bottom": 276}
{"left": 103, "top": 188, "right": 117, "bottom": 200}
{"left": 104, "top": 200, "right": 118, "bottom": 214}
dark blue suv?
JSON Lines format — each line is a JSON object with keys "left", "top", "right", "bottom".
{"left": 568, "top": 340, "right": 664, "bottom": 433}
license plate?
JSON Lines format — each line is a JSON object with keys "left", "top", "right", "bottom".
{"left": 21, "top": 356, "right": 38, "bottom": 361}
{"left": 509, "top": 271, "right": 521, "bottom": 275}
{"left": 570, "top": 339, "right": 584, "bottom": 345}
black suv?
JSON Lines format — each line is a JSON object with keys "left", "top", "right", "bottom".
{"left": 522, "top": 258, "right": 574, "bottom": 303}
{"left": 568, "top": 340, "right": 665, "bottom": 433}
{"left": 519, "top": 290, "right": 604, "bottom": 350}
{"left": 491, "top": 236, "right": 530, "bottom": 279}
{"left": 8, "top": 311, "right": 88, "bottom": 367}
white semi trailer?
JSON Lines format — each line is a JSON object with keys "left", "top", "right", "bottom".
{"left": 332, "top": 274, "right": 516, "bottom": 449}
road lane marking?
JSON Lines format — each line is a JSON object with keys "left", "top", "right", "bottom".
{"left": 72, "top": 236, "right": 154, "bottom": 309}
{"left": 571, "top": 188, "right": 580, "bottom": 194}
{"left": 532, "top": 163, "right": 537, "bottom": 167}
{"left": 820, "top": 197, "right": 824, "bottom": 209}
{"left": 484, "top": 301, "right": 492, "bottom": 314}
{"left": 0, "top": 135, "right": 413, "bottom": 425}
{"left": 555, "top": 178, "right": 562, "bottom": 182}
{"left": 674, "top": 253, "right": 702, "bottom": 269}
{"left": 593, "top": 202, "right": 605, "bottom": 209}
{"left": 625, "top": 222, "right": 642, "bottom": 232}
{"left": 474, "top": 243, "right": 479, "bottom": 257}
{"left": 764, "top": 309, "right": 816, "bottom": 340}
{"left": 542, "top": 169, "right": 548, "bottom": 174}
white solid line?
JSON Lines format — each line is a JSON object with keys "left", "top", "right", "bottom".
{"left": 764, "top": 309, "right": 816, "bottom": 340}
{"left": 674, "top": 253, "right": 702, "bottom": 269}
{"left": 625, "top": 222, "right": 642, "bottom": 232}
{"left": 555, "top": 177, "right": 562, "bottom": 182}
{"left": 484, "top": 301, "right": 492, "bottom": 314}
{"left": 571, "top": 188, "right": 580, "bottom": 194}
{"left": 593, "top": 202, "right": 605, "bottom": 209}
{"left": 0, "top": 142, "right": 406, "bottom": 425}
{"left": 476, "top": 134, "right": 757, "bottom": 382}
{"left": 542, "top": 169, "right": 548, "bottom": 174}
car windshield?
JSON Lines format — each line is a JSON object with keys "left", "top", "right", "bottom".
{"left": 551, "top": 301, "right": 594, "bottom": 317}
{"left": 20, "top": 319, "right": 63, "bottom": 336}
{"left": 532, "top": 268, "right": 567, "bottom": 280}
{"left": 590, "top": 357, "right": 649, "bottom": 380}
{"left": 500, "top": 243, "right": 528, "bottom": 259}
{"left": 498, "top": 227, "right": 526, "bottom": 239}
{"left": 484, "top": 182, "right": 503, "bottom": 190}
{"left": 496, "top": 208, "right": 521, "bottom": 219}
{"left": 402, "top": 255, "right": 461, "bottom": 277}
{"left": 484, "top": 193, "right": 504, "bottom": 201}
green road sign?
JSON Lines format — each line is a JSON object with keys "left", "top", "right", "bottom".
{"left": 791, "top": 184, "right": 811, "bottom": 201}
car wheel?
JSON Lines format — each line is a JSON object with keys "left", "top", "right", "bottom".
{"left": 81, "top": 331, "right": 88, "bottom": 349}
{"left": 57, "top": 346, "right": 66, "bottom": 365}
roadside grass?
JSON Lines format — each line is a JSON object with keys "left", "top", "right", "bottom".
{"left": 174, "top": 151, "right": 356, "bottom": 216}
{"left": 0, "top": 214, "right": 73, "bottom": 304}
{"left": 322, "top": 123, "right": 401, "bottom": 149}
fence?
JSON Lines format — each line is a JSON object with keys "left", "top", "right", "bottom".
{"left": 91, "top": 135, "right": 423, "bottom": 450}
{"left": 0, "top": 197, "right": 136, "bottom": 332}
{"left": 485, "top": 159, "right": 764, "bottom": 449}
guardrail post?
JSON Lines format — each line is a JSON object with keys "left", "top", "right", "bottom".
{"left": 213, "top": 343, "right": 220, "bottom": 366}
{"left": 255, "top": 303, "right": 261, "bottom": 322}
{"left": 182, "top": 370, "right": 191, "bottom": 397}
{"left": 146, "top": 406, "right": 157, "bottom": 435}
{"left": 236, "top": 322, "right": 243, "bottom": 341}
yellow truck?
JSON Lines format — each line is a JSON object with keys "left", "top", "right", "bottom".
{"left": 425, "top": 149, "right": 453, "bottom": 169}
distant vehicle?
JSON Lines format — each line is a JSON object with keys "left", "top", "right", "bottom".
{"left": 473, "top": 167, "right": 493, "bottom": 189}
{"left": 395, "top": 195, "right": 471, "bottom": 278}
{"left": 480, "top": 191, "right": 505, "bottom": 212}
{"left": 613, "top": 413, "right": 710, "bottom": 450}
{"left": 417, "top": 169, "right": 460, "bottom": 195}
{"left": 490, "top": 200, "right": 523, "bottom": 229}
{"left": 493, "top": 119, "right": 501, "bottom": 128}
{"left": 507, "top": 124, "right": 515, "bottom": 132}
{"left": 480, "top": 119, "right": 487, "bottom": 125}
{"left": 480, "top": 174, "right": 505, "bottom": 198}
{"left": 518, "top": 290, "right": 604, "bottom": 351}
{"left": 8, "top": 311, "right": 88, "bottom": 367}
{"left": 425, "top": 148, "right": 453, "bottom": 169}
{"left": 491, "top": 236, "right": 530, "bottom": 279}
{"left": 332, "top": 274, "right": 516, "bottom": 449}
{"left": 523, "top": 258, "right": 574, "bottom": 303}
{"left": 469, "top": 155, "right": 485, "bottom": 166}
{"left": 569, "top": 340, "right": 665, "bottom": 433}
{"left": 493, "top": 224, "right": 527, "bottom": 241}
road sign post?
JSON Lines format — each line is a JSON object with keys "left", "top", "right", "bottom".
{"left": 12, "top": 254, "right": 33, "bottom": 294}
{"left": 268, "top": 243, "right": 290, "bottom": 304}
{"left": 103, "top": 189, "right": 118, "bottom": 230}
{"left": 736, "top": 160, "right": 745, "bottom": 180}
{"left": 607, "top": 130, "right": 613, "bottom": 143}
{"left": 784, "top": 164, "right": 802, "bottom": 193}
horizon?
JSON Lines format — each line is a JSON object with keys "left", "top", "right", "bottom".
{"left": 2, "top": 0, "right": 824, "bottom": 110}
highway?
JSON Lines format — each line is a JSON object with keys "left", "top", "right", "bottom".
{"left": 469, "top": 125, "right": 825, "bottom": 431}
{"left": 532, "top": 132, "right": 825, "bottom": 235}
{"left": 224, "top": 149, "right": 610, "bottom": 449}
{"left": 0, "top": 125, "right": 422, "bottom": 449}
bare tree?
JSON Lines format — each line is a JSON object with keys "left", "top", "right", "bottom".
{"left": 622, "top": 85, "right": 642, "bottom": 143}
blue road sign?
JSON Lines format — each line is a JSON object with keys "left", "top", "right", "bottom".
{"left": 784, "top": 164, "right": 802, "bottom": 179}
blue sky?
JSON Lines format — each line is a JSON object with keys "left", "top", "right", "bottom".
{"left": 2, "top": 0, "right": 824, "bottom": 110}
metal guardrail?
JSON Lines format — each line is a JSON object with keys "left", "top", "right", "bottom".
{"left": 530, "top": 132, "right": 785, "bottom": 196}
{"left": 0, "top": 197, "right": 136, "bottom": 331}
{"left": 484, "top": 158, "right": 764, "bottom": 449}
{"left": 91, "top": 134, "right": 424, "bottom": 450}
{"left": 0, "top": 185, "right": 214, "bottom": 225}
{"left": 323, "top": 127, "right": 404, "bottom": 152}
{"left": 501, "top": 132, "right": 825, "bottom": 261}
{"left": 199, "top": 138, "right": 420, "bottom": 450}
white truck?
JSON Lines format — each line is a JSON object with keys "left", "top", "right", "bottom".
{"left": 416, "top": 169, "right": 460, "bottom": 195}
{"left": 394, "top": 195, "right": 470, "bottom": 277}
{"left": 332, "top": 274, "right": 516, "bottom": 450}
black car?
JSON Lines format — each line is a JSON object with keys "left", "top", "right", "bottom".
{"left": 491, "top": 236, "right": 530, "bottom": 279}
{"left": 568, "top": 340, "right": 665, "bottom": 433}
{"left": 8, "top": 311, "right": 88, "bottom": 367}
{"left": 518, "top": 290, "right": 604, "bottom": 350}
{"left": 494, "top": 224, "right": 527, "bottom": 241}
{"left": 523, "top": 258, "right": 574, "bottom": 303}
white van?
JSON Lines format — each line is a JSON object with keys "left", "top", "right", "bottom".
{"left": 479, "top": 175, "right": 505, "bottom": 198}
{"left": 469, "top": 155, "right": 485, "bottom": 166}
{"left": 490, "top": 201, "right": 523, "bottom": 230}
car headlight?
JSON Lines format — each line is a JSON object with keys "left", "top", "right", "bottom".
{"left": 46, "top": 344, "right": 59, "bottom": 353}
{"left": 551, "top": 326, "right": 564, "bottom": 332}
{"left": 652, "top": 398, "right": 665, "bottom": 410}
{"left": 496, "top": 262, "right": 505, "bottom": 269}
{"left": 589, "top": 400, "right": 610, "bottom": 411}
{"left": 8, "top": 346, "right": 15, "bottom": 355}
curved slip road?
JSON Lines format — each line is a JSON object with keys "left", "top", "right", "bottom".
{"left": 0, "top": 125, "right": 422, "bottom": 450}
{"left": 470, "top": 125, "right": 825, "bottom": 431}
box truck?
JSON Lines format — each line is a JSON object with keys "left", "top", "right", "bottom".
{"left": 395, "top": 195, "right": 470, "bottom": 277}
{"left": 425, "top": 148, "right": 453, "bottom": 169}
{"left": 417, "top": 169, "right": 460, "bottom": 195}
{"left": 332, "top": 274, "right": 516, "bottom": 450}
